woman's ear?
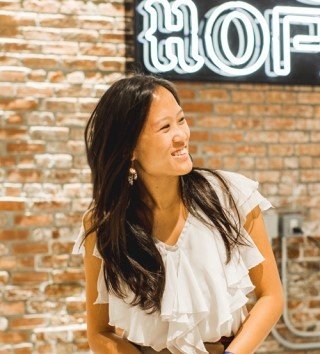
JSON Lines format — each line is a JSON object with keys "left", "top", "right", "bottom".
{"left": 131, "top": 150, "right": 137, "bottom": 161}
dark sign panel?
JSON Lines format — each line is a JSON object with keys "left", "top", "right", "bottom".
{"left": 134, "top": 0, "right": 320, "bottom": 85}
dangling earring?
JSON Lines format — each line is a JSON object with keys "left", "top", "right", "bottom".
{"left": 128, "top": 160, "right": 138, "bottom": 185}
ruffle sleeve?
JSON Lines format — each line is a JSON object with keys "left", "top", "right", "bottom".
{"left": 199, "top": 169, "right": 276, "bottom": 318}
{"left": 72, "top": 210, "right": 109, "bottom": 304}
{"left": 217, "top": 169, "right": 275, "bottom": 226}
{"left": 214, "top": 169, "right": 276, "bottom": 293}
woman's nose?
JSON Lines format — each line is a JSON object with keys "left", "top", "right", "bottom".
{"left": 173, "top": 127, "right": 187, "bottom": 142}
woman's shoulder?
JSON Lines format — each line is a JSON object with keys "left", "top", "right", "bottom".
{"left": 72, "top": 206, "right": 100, "bottom": 258}
{"left": 195, "top": 168, "right": 258, "bottom": 192}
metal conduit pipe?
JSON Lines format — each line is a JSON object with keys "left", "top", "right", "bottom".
{"left": 268, "top": 234, "right": 320, "bottom": 351}
{"left": 281, "top": 235, "right": 320, "bottom": 338}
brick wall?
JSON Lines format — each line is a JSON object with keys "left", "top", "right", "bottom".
{"left": 0, "top": 0, "right": 319, "bottom": 353}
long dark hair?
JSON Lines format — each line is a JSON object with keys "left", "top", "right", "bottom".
{"left": 82, "top": 73, "right": 251, "bottom": 314}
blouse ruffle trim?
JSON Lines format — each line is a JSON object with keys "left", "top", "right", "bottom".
{"left": 71, "top": 170, "right": 274, "bottom": 353}
{"left": 119, "top": 171, "right": 274, "bottom": 353}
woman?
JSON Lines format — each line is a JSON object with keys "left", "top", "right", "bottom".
{"left": 72, "top": 74, "right": 284, "bottom": 354}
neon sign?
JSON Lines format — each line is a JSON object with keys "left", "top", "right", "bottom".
{"left": 135, "top": 0, "right": 320, "bottom": 84}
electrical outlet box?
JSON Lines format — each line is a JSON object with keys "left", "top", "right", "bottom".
{"left": 263, "top": 213, "right": 279, "bottom": 240}
{"left": 279, "top": 213, "right": 304, "bottom": 237}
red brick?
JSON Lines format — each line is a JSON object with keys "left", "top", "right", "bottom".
{"left": 0, "top": 14, "right": 17, "bottom": 26}
{"left": 298, "top": 92, "right": 320, "bottom": 104}
{"left": 44, "top": 284, "right": 83, "bottom": 298}
{"left": 7, "top": 170, "right": 42, "bottom": 182}
{"left": 283, "top": 104, "right": 314, "bottom": 117}
{"left": 249, "top": 104, "right": 282, "bottom": 116}
{"left": 44, "top": 98, "right": 77, "bottom": 112}
{"left": 47, "top": 70, "right": 65, "bottom": 83}
{"left": 184, "top": 102, "right": 212, "bottom": 113}
{"left": 7, "top": 142, "right": 45, "bottom": 153}
{"left": 0, "top": 230, "right": 28, "bottom": 241}
{"left": 232, "top": 91, "right": 265, "bottom": 103}
{"left": 52, "top": 242, "right": 74, "bottom": 254}
{"left": 0, "top": 156, "right": 16, "bottom": 166}
{"left": 311, "top": 131, "right": 320, "bottom": 142}
{"left": 32, "top": 199, "right": 70, "bottom": 211}
{"left": 79, "top": 16, "right": 114, "bottom": 30}
{"left": 203, "top": 144, "right": 234, "bottom": 155}
{"left": 297, "top": 144, "right": 320, "bottom": 156}
{"left": 263, "top": 118, "right": 296, "bottom": 130}
{"left": 198, "top": 89, "right": 229, "bottom": 101}
{"left": 0, "top": 199, "right": 25, "bottom": 211}
{"left": 215, "top": 103, "right": 247, "bottom": 115}
{"left": 100, "top": 32, "right": 124, "bottom": 43}
{"left": 12, "top": 242, "right": 48, "bottom": 255}
{"left": 256, "top": 171, "right": 281, "bottom": 183}
{"left": 79, "top": 43, "right": 117, "bottom": 56}
{"left": 21, "top": 56, "right": 58, "bottom": 69}
{"left": 246, "top": 131, "right": 279, "bottom": 143}
{"left": 266, "top": 91, "right": 297, "bottom": 103}
{"left": 256, "top": 157, "right": 283, "bottom": 170}
{"left": 37, "top": 255, "right": 69, "bottom": 269}
{"left": 6, "top": 114, "right": 23, "bottom": 124}
{"left": 42, "top": 43, "right": 78, "bottom": 55}
{"left": 39, "top": 14, "right": 77, "bottom": 28}
{"left": 3, "top": 40, "right": 40, "bottom": 53}
{"left": 17, "top": 84, "right": 54, "bottom": 97}
{"left": 63, "top": 58, "right": 97, "bottom": 70}
{"left": 98, "top": 59, "right": 125, "bottom": 72}
{"left": 13, "top": 346, "right": 33, "bottom": 354}
{"left": 52, "top": 270, "right": 85, "bottom": 283}
{"left": 299, "top": 156, "right": 313, "bottom": 168}
{"left": 269, "top": 144, "right": 295, "bottom": 156}
{"left": 66, "top": 300, "right": 86, "bottom": 313}
{"left": 78, "top": 98, "right": 97, "bottom": 113}
{"left": 0, "top": 301, "right": 25, "bottom": 315}
{"left": 279, "top": 131, "right": 309, "bottom": 143}
{"left": 235, "top": 145, "right": 266, "bottom": 156}
{"left": 12, "top": 271, "right": 49, "bottom": 285}
{"left": 14, "top": 215, "right": 52, "bottom": 227}
{"left": 0, "top": 84, "right": 15, "bottom": 96}
{"left": 197, "top": 116, "right": 231, "bottom": 128}
{"left": 0, "top": 98, "right": 38, "bottom": 110}
{"left": 63, "top": 29, "right": 99, "bottom": 42}
{"left": 0, "top": 128, "right": 27, "bottom": 139}
{"left": 0, "top": 331, "right": 30, "bottom": 344}
{"left": 30, "top": 127, "right": 69, "bottom": 140}
{"left": 177, "top": 88, "right": 195, "bottom": 99}
{"left": 301, "top": 170, "right": 320, "bottom": 182}
{"left": 232, "top": 117, "right": 263, "bottom": 129}
{"left": 9, "top": 315, "right": 48, "bottom": 329}
{"left": 190, "top": 130, "right": 209, "bottom": 141}
{"left": 0, "top": 256, "right": 16, "bottom": 269}
{"left": 28, "top": 69, "right": 47, "bottom": 81}
{"left": 211, "top": 132, "right": 243, "bottom": 142}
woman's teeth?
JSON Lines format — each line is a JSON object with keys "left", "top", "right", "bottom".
{"left": 172, "top": 148, "right": 187, "bottom": 156}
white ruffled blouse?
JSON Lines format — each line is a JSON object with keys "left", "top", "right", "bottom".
{"left": 72, "top": 169, "right": 274, "bottom": 354}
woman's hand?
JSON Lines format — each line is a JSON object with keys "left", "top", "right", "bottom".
{"left": 204, "top": 342, "right": 225, "bottom": 354}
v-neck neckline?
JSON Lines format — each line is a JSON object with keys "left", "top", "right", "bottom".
{"left": 152, "top": 211, "right": 191, "bottom": 251}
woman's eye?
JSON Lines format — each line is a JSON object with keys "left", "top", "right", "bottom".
{"left": 160, "top": 117, "right": 185, "bottom": 130}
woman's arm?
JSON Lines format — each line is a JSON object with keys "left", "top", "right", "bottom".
{"left": 225, "top": 206, "right": 285, "bottom": 354}
{"left": 83, "top": 212, "right": 141, "bottom": 354}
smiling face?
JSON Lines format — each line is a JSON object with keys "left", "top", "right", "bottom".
{"left": 132, "top": 85, "right": 193, "bottom": 180}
